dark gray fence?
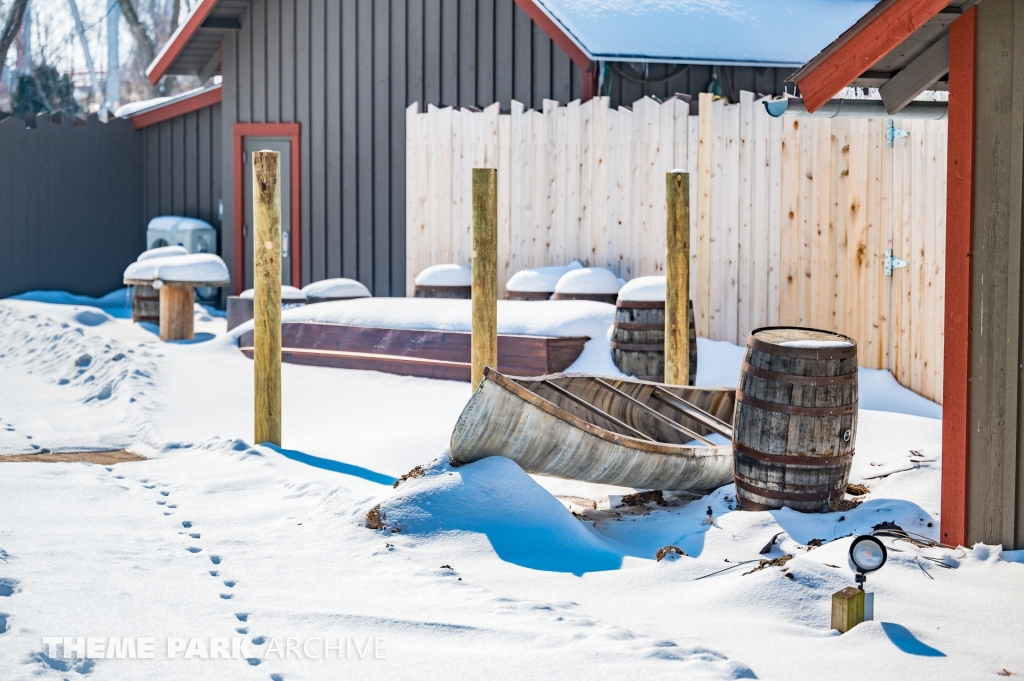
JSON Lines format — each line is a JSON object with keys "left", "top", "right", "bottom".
{"left": 0, "top": 113, "right": 145, "bottom": 299}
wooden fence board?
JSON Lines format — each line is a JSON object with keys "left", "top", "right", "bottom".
{"left": 407, "top": 93, "right": 948, "bottom": 402}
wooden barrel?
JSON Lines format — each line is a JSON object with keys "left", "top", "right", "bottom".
{"left": 611, "top": 300, "right": 696, "bottom": 385}
{"left": 505, "top": 289, "right": 551, "bottom": 301}
{"left": 414, "top": 284, "right": 472, "bottom": 299}
{"left": 132, "top": 284, "right": 160, "bottom": 324}
{"left": 551, "top": 292, "right": 619, "bottom": 304}
{"left": 732, "top": 327, "right": 858, "bottom": 513}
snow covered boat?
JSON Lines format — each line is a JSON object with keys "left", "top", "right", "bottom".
{"left": 450, "top": 369, "right": 735, "bottom": 492}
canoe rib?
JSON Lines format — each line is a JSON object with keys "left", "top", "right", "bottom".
{"left": 449, "top": 368, "right": 735, "bottom": 492}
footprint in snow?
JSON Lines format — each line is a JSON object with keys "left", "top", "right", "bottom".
{"left": 156, "top": 501, "right": 165, "bottom": 506}
{"left": 160, "top": 491, "right": 169, "bottom": 497}
{"left": 0, "top": 578, "right": 19, "bottom": 597}
{"left": 186, "top": 547, "right": 202, "bottom": 554}
{"left": 223, "top": 580, "right": 235, "bottom": 588}
{"left": 236, "top": 627, "right": 248, "bottom": 635}
{"left": 210, "top": 556, "right": 222, "bottom": 565}
{"left": 220, "top": 594, "right": 233, "bottom": 600}
{"left": 210, "top": 571, "right": 220, "bottom": 577}
{"left": 251, "top": 636, "right": 266, "bottom": 645}
{"left": 181, "top": 521, "right": 192, "bottom": 528}
{"left": 235, "top": 613, "right": 248, "bottom": 622}
{"left": 189, "top": 533, "right": 200, "bottom": 539}
{"left": 143, "top": 485, "right": 155, "bottom": 489}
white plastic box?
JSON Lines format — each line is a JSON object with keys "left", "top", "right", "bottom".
{"left": 146, "top": 217, "right": 219, "bottom": 302}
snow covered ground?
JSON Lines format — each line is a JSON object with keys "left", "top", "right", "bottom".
{"left": 0, "top": 293, "right": 1019, "bottom": 680}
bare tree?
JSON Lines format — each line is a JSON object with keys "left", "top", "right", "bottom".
{"left": 170, "top": 0, "right": 180, "bottom": 32}
{"left": 117, "top": 0, "right": 154, "bottom": 69}
{"left": 0, "top": 0, "right": 29, "bottom": 74}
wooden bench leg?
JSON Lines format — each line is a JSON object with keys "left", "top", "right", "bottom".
{"left": 160, "top": 284, "right": 195, "bottom": 341}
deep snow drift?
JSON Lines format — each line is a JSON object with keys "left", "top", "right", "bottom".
{"left": 0, "top": 294, "right": 1015, "bottom": 681}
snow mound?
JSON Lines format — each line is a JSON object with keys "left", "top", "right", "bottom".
{"left": 506, "top": 260, "right": 582, "bottom": 292}
{"left": 618, "top": 275, "right": 666, "bottom": 302}
{"left": 240, "top": 286, "right": 306, "bottom": 301}
{"left": 415, "top": 264, "right": 471, "bottom": 287}
{"left": 301, "top": 278, "right": 371, "bottom": 299}
{"left": 555, "top": 267, "right": 623, "bottom": 294}
{"left": 124, "top": 254, "right": 230, "bottom": 284}
{"left": 0, "top": 304, "right": 158, "bottom": 409}
{"left": 378, "top": 456, "right": 623, "bottom": 574}
{"left": 10, "top": 289, "right": 131, "bottom": 314}
{"left": 137, "top": 245, "right": 188, "bottom": 261}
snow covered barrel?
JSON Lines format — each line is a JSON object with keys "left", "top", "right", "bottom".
{"left": 505, "top": 261, "right": 581, "bottom": 301}
{"left": 227, "top": 286, "right": 306, "bottom": 331}
{"left": 611, "top": 277, "right": 696, "bottom": 385}
{"left": 301, "top": 278, "right": 371, "bottom": 304}
{"left": 733, "top": 327, "right": 858, "bottom": 513}
{"left": 551, "top": 267, "right": 623, "bottom": 304}
{"left": 414, "top": 264, "right": 471, "bottom": 298}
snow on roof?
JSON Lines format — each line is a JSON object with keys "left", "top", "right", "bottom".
{"left": 533, "top": 0, "right": 879, "bottom": 66}
{"left": 115, "top": 81, "right": 222, "bottom": 120}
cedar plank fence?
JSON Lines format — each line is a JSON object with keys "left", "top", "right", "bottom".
{"left": 406, "top": 93, "right": 946, "bottom": 403}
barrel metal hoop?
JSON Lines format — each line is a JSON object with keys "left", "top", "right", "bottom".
{"left": 733, "top": 477, "right": 840, "bottom": 502}
{"left": 748, "top": 329, "right": 858, "bottom": 360}
{"left": 616, "top": 300, "right": 665, "bottom": 309}
{"left": 611, "top": 342, "right": 664, "bottom": 352}
{"left": 736, "top": 391, "right": 858, "bottom": 416}
{"left": 740, "top": 361, "right": 857, "bottom": 387}
{"left": 614, "top": 321, "right": 665, "bottom": 331}
{"left": 733, "top": 442, "right": 854, "bottom": 467}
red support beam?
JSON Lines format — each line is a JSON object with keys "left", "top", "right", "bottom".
{"left": 795, "top": 0, "right": 950, "bottom": 113}
{"left": 941, "top": 6, "right": 976, "bottom": 548}
{"left": 129, "top": 85, "right": 223, "bottom": 130}
{"left": 233, "top": 124, "right": 302, "bottom": 294}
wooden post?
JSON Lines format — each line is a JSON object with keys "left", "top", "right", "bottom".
{"left": 253, "top": 150, "right": 282, "bottom": 446}
{"left": 159, "top": 283, "right": 195, "bottom": 341}
{"left": 471, "top": 168, "right": 498, "bottom": 387}
{"left": 665, "top": 171, "right": 691, "bottom": 385}
{"left": 831, "top": 586, "right": 865, "bottom": 633}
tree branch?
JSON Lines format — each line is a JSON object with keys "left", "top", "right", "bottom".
{"left": 0, "top": 0, "right": 29, "bottom": 75}
{"left": 117, "top": 0, "right": 155, "bottom": 70}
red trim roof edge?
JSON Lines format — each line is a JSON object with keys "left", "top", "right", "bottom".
{"left": 512, "top": 0, "right": 592, "bottom": 71}
{"left": 146, "top": 0, "right": 221, "bottom": 85}
{"left": 792, "top": 0, "right": 951, "bottom": 113}
{"left": 129, "top": 85, "right": 223, "bottom": 129}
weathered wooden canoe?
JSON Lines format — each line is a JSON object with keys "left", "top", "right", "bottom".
{"left": 450, "top": 368, "right": 736, "bottom": 492}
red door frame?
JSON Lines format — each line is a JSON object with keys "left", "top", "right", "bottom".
{"left": 233, "top": 123, "right": 301, "bottom": 294}
{"left": 940, "top": 7, "right": 976, "bottom": 548}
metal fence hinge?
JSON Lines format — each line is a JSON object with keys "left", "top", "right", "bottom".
{"left": 885, "top": 249, "right": 908, "bottom": 276}
{"left": 886, "top": 120, "right": 909, "bottom": 147}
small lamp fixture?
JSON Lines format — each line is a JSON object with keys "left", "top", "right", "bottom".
{"left": 848, "top": 534, "right": 887, "bottom": 589}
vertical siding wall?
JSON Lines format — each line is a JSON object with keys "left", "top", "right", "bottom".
{"left": 142, "top": 103, "right": 224, "bottom": 236}
{"left": 0, "top": 114, "right": 145, "bottom": 298}
{"left": 220, "top": 0, "right": 597, "bottom": 296}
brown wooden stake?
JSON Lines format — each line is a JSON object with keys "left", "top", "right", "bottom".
{"left": 831, "top": 586, "right": 865, "bottom": 633}
{"left": 159, "top": 284, "right": 194, "bottom": 341}
{"left": 253, "top": 150, "right": 282, "bottom": 446}
{"left": 665, "top": 171, "right": 691, "bottom": 385}
{"left": 471, "top": 167, "right": 498, "bottom": 387}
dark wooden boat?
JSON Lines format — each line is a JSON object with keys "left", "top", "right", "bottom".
{"left": 450, "top": 368, "right": 736, "bottom": 492}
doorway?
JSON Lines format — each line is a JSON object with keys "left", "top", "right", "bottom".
{"left": 243, "top": 138, "right": 292, "bottom": 288}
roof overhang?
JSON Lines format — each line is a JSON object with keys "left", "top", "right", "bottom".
{"left": 791, "top": 0, "right": 980, "bottom": 113}
{"left": 120, "top": 83, "right": 223, "bottom": 129}
{"left": 146, "top": 0, "right": 246, "bottom": 85}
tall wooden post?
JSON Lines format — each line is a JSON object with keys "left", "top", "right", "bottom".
{"left": 665, "top": 171, "right": 691, "bottom": 385}
{"left": 253, "top": 150, "right": 282, "bottom": 446}
{"left": 471, "top": 168, "right": 498, "bottom": 387}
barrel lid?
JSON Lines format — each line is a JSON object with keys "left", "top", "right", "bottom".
{"left": 749, "top": 327, "right": 857, "bottom": 360}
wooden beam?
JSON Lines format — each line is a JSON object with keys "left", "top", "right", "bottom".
{"left": 879, "top": 33, "right": 950, "bottom": 114}
{"left": 941, "top": 6, "right": 975, "bottom": 549}
{"left": 253, "top": 150, "right": 283, "bottom": 447}
{"left": 665, "top": 171, "right": 691, "bottom": 386}
{"left": 471, "top": 168, "right": 498, "bottom": 387}
{"left": 794, "top": 0, "right": 951, "bottom": 113}
{"left": 197, "top": 45, "right": 222, "bottom": 83}
{"left": 146, "top": 0, "right": 221, "bottom": 84}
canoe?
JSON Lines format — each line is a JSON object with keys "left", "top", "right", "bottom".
{"left": 449, "top": 368, "right": 736, "bottom": 492}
